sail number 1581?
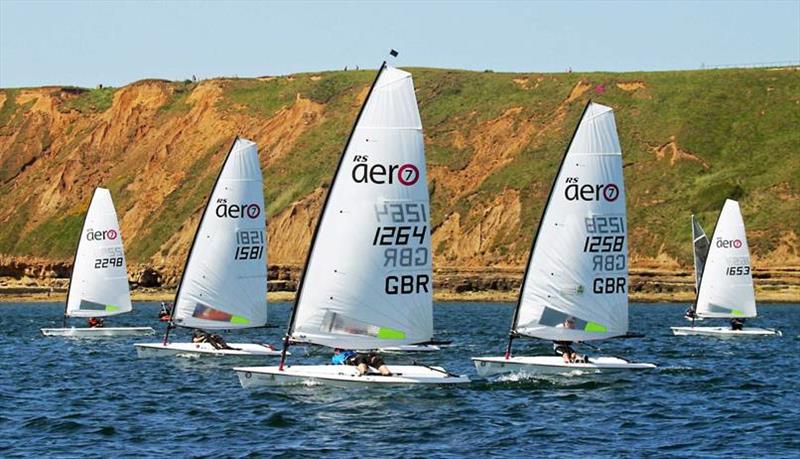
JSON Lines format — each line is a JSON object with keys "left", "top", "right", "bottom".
{"left": 235, "top": 230, "right": 265, "bottom": 261}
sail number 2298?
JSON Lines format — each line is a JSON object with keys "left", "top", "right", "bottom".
{"left": 94, "top": 247, "right": 124, "bottom": 269}
{"left": 94, "top": 257, "right": 124, "bottom": 268}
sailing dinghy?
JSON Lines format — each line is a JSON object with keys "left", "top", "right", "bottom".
{"left": 235, "top": 62, "right": 469, "bottom": 386}
{"left": 135, "top": 138, "right": 282, "bottom": 357}
{"left": 41, "top": 188, "right": 154, "bottom": 337}
{"left": 472, "top": 102, "right": 656, "bottom": 378}
{"left": 671, "top": 200, "right": 780, "bottom": 337}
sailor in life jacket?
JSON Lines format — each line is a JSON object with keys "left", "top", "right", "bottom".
{"left": 553, "top": 317, "right": 587, "bottom": 364}
{"left": 331, "top": 349, "right": 392, "bottom": 376}
{"left": 158, "top": 302, "right": 172, "bottom": 322}
{"left": 87, "top": 317, "right": 104, "bottom": 328}
{"left": 730, "top": 318, "right": 746, "bottom": 331}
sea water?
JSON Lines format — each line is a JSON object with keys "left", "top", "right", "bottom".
{"left": 0, "top": 302, "right": 797, "bottom": 457}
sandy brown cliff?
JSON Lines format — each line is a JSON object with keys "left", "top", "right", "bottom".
{"left": 0, "top": 67, "right": 798, "bottom": 301}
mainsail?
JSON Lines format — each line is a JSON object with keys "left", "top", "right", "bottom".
{"left": 172, "top": 138, "right": 268, "bottom": 330}
{"left": 65, "top": 188, "right": 132, "bottom": 318}
{"left": 288, "top": 65, "right": 433, "bottom": 350}
{"left": 511, "top": 102, "right": 628, "bottom": 342}
{"left": 691, "top": 214, "right": 710, "bottom": 292}
{"left": 694, "top": 199, "right": 756, "bottom": 318}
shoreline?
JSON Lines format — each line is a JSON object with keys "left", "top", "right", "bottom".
{"left": 2, "top": 285, "right": 797, "bottom": 304}
{"left": 2, "top": 262, "right": 797, "bottom": 304}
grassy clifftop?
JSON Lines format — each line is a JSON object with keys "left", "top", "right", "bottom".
{"left": 0, "top": 66, "right": 797, "bottom": 274}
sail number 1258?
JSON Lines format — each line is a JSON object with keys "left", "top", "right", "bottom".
{"left": 583, "top": 236, "right": 625, "bottom": 253}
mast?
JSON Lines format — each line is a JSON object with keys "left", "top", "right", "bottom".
{"left": 278, "top": 60, "right": 388, "bottom": 370}
{"left": 690, "top": 202, "right": 726, "bottom": 325}
{"left": 691, "top": 215, "right": 711, "bottom": 292}
{"left": 163, "top": 137, "right": 240, "bottom": 345}
{"left": 504, "top": 101, "right": 593, "bottom": 359}
{"left": 691, "top": 215, "right": 698, "bottom": 293}
{"left": 63, "top": 188, "right": 97, "bottom": 328}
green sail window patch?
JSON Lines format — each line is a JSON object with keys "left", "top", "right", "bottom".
{"left": 377, "top": 327, "right": 406, "bottom": 340}
{"left": 584, "top": 321, "right": 608, "bottom": 333}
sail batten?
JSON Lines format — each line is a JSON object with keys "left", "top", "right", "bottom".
{"left": 513, "top": 102, "right": 628, "bottom": 342}
{"left": 694, "top": 200, "right": 756, "bottom": 319}
{"left": 172, "top": 138, "right": 268, "bottom": 330}
{"left": 289, "top": 66, "right": 433, "bottom": 350}
{"left": 65, "top": 188, "right": 132, "bottom": 318}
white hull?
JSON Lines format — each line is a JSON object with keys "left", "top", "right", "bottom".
{"left": 234, "top": 364, "right": 470, "bottom": 387}
{"left": 471, "top": 355, "right": 656, "bottom": 378}
{"left": 41, "top": 327, "right": 155, "bottom": 337}
{"left": 134, "top": 342, "right": 283, "bottom": 358}
{"left": 369, "top": 344, "right": 441, "bottom": 353}
{"left": 670, "top": 326, "right": 781, "bottom": 337}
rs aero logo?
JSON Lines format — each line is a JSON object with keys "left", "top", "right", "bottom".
{"left": 215, "top": 199, "right": 261, "bottom": 219}
{"left": 564, "top": 177, "right": 620, "bottom": 202}
{"left": 351, "top": 155, "right": 419, "bottom": 186}
{"left": 716, "top": 238, "right": 743, "bottom": 249}
{"left": 86, "top": 228, "right": 117, "bottom": 241}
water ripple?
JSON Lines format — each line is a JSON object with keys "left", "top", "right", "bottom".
{"left": 0, "top": 301, "right": 798, "bottom": 458}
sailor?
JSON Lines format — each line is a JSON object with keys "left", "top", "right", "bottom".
{"left": 192, "top": 329, "right": 210, "bottom": 343}
{"left": 553, "top": 340, "right": 581, "bottom": 363}
{"left": 553, "top": 317, "right": 587, "bottom": 363}
{"left": 87, "top": 317, "right": 104, "bottom": 328}
{"left": 684, "top": 307, "right": 697, "bottom": 320}
{"left": 158, "top": 302, "right": 172, "bottom": 322}
{"left": 331, "top": 349, "right": 392, "bottom": 376}
{"left": 192, "top": 329, "right": 236, "bottom": 350}
{"left": 730, "top": 318, "right": 745, "bottom": 331}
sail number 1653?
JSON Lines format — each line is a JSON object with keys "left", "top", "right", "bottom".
{"left": 726, "top": 266, "right": 750, "bottom": 276}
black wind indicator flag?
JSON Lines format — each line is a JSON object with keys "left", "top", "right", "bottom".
{"left": 389, "top": 49, "right": 399, "bottom": 57}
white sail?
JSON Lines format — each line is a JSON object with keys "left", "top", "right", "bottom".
{"left": 172, "top": 138, "right": 268, "bottom": 330}
{"left": 66, "top": 188, "right": 132, "bottom": 318}
{"left": 695, "top": 199, "right": 756, "bottom": 318}
{"left": 513, "top": 102, "right": 628, "bottom": 341}
{"left": 691, "top": 214, "right": 710, "bottom": 292}
{"left": 290, "top": 66, "right": 433, "bottom": 350}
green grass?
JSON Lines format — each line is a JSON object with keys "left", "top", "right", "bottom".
{"left": 17, "top": 213, "right": 85, "bottom": 257}
{"left": 0, "top": 196, "right": 31, "bottom": 254}
{"left": 128, "top": 141, "right": 225, "bottom": 260}
{"left": 0, "top": 89, "right": 19, "bottom": 129}
{"left": 157, "top": 81, "right": 196, "bottom": 117}
{"left": 0, "top": 89, "right": 35, "bottom": 135}
{"left": 59, "top": 87, "right": 116, "bottom": 113}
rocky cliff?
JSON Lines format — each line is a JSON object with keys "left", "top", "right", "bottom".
{"left": 0, "top": 67, "right": 798, "bottom": 296}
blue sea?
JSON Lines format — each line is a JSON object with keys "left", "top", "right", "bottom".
{"left": 0, "top": 301, "right": 797, "bottom": 458}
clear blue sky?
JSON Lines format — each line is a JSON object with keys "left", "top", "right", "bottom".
{"left": 1, "top": 0, "right": 798, "bottom": 88}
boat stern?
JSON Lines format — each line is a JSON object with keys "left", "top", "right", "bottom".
{"left": 472, "top": 356, "right": 515, "bottom": 378}
{"left": 42, "top": 327, "right": 155, "bottom": 338}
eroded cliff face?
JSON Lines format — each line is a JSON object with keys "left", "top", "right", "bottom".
{"left": 0, "top": 67, "right": 798, "bottom": 286}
